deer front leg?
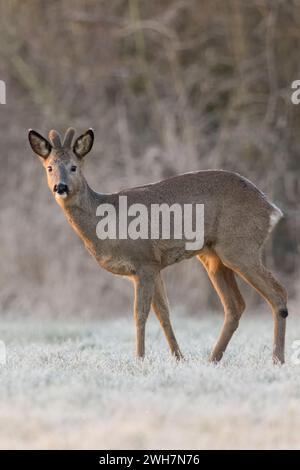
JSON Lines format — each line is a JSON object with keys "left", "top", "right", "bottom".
{"left": 133, "top": 272, "right": 155, "bottom": 359}
{"left": 152, "top": 274, "right": 183, "bottom": 360}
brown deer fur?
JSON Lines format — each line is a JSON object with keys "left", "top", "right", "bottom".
{"left": 28, "top": 128, "right": 288, "bottom": 364}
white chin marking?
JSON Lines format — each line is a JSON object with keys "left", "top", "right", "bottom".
{"left": 55, "top": 193, "right": 68, "bottom": 200}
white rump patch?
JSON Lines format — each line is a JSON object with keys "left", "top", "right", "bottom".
{"left": 269, "top": 203, "right": 283, "bottom": 233}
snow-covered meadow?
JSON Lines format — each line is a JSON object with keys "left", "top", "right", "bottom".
{"left": 0, "top": 309, "right": 299, "bottom": 449}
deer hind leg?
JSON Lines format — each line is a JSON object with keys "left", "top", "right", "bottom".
{"left": 133, "top": 272, "right": 155, "bottom": 359}
{"left": 152, "top": 274, "right": 183, "bottom": 360}
{"left": 198, "top": 252, "right": 246, "bottom": 362}
{"left": 217, "top": 245, "right": 288, "bottom": 364}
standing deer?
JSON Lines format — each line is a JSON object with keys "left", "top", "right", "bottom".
{"left": 28, "top": 128, "right": 288, "bottom": 364}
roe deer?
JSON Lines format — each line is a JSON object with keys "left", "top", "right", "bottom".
{"left": 28, "top": 128, "right": 288, "bottom": 364}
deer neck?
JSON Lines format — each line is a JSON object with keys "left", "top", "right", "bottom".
{"left": 60, "top": 179, "right": 105, "bottom": 246}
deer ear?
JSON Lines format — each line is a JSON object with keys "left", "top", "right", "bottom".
{"left": 28, "top": 130, "right": 52, "bottom": 159}
{"left": 73, "top": 129, "right": 94, "bottom": 159}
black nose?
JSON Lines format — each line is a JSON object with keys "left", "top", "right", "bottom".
{"left": 54, "top": 183, "right": 69, "bottom": 194}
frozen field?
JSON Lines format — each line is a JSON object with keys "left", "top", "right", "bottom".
{"left": 0, "top": 310, "right": 299, "bottom": 449}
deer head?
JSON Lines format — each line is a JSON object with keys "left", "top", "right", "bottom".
{"left": 28, "top": 128, "right": 94, "bottom": 204}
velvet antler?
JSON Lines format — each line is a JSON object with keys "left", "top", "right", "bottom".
{"left": 63, "top": 127, "right": 76, "bottom": 148}
{"left": 48, "top": 129, "right": 63, "bottom": 149}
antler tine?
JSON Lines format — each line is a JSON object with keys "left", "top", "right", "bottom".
{"left": 48, "top": 129, "right": 63, "bottom": 149}
{"left": 63, "top": 127, "right": 76, "bottom": 148}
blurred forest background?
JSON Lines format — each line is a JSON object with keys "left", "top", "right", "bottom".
{"left": 0, "top": 0, "right": 299, "bottom": 317}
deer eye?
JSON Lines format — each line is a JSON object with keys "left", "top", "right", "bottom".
{"left": 47, "top": 166, "right": 52, "bottom": 172}
{"left": 71, "top": 165, "right": 77, "bottom": 172}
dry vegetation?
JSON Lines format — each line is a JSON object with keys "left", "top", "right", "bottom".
{"left": 0, "top": 0, "right": 299, "bottom": 316}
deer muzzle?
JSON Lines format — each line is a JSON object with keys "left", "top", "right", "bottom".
{"left": 53, "top": 183, "right": 69, "bottom": 198}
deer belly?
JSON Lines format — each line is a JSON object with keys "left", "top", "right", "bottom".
{"left": 99, "top": 256, "right": 136, "bottom": 276}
